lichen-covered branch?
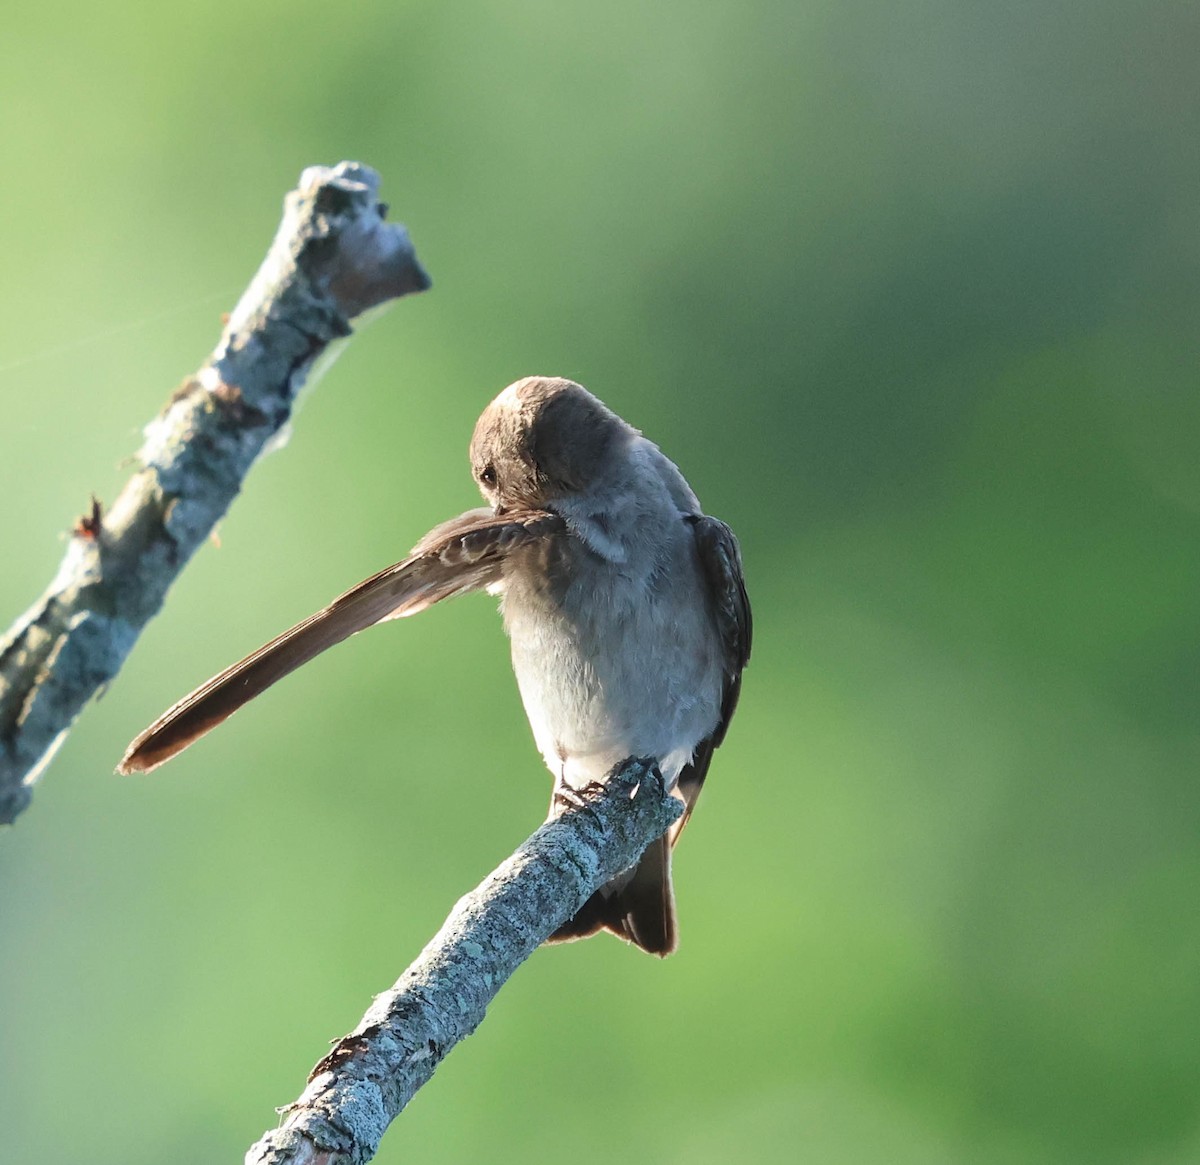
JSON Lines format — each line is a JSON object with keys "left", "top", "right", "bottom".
{"left": 246, "top": 759, "right": 682, "bottom": 1165}
{"left": 0, "top": 162, "right": 429, "bottom": 823}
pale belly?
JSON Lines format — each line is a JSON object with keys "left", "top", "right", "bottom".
{"left": 501, "top": 538, "right": 723, "bottom": 790}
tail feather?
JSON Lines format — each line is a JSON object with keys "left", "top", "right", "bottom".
{"left": 549, "top": 835, "right": 677, "bottom": 957}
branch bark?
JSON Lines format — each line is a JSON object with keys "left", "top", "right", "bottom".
{"left": 0, "top": 162, "right": 429, "bottom": 823}
{"left": 246, "top": 758, "right": 682, "bottom": 1165}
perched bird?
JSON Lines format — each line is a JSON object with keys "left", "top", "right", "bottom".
{"left": 120, "top": 377, "right": 750, "bottom": 955}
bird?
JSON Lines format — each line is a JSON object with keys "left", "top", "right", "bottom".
{"left": 119, "top": 376, "right": 751, "bottom": 955}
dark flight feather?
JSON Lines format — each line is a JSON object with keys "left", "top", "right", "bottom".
{"left": 671, "top": 514, "right": 752, "bottom": 842}
{"left": 118, "top": 508, "right": 563, "bottom": 774}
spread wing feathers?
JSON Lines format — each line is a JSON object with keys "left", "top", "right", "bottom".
{"left": 672, "top": 514, "right": 752, "bottom": 843}
{"left": 118, "top": 508, "right": 564, "bottom": 775}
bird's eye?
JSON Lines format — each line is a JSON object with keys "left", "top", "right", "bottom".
{"left": 479, "top": 465, "right": 497, "bottom": 487}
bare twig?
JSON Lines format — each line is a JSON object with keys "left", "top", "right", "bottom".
{"left": 246, "top": 758, "right": 682, "bottom": 1165}
{"left": 0, "top": 162, "right": 429, "bottom": 823}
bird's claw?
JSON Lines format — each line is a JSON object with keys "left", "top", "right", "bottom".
{"left": 551, "top": 779, "right": 610, "bottom": 823}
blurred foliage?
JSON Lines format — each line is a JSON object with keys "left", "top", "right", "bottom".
{"left": 2, "top": 2, "right": 1199, "bottom": 1162}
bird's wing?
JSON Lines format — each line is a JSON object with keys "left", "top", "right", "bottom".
{"left": 672, "top": 514, "right": 752, "bottom": 842}
{"left": 118, "top": 507, "right": 564, "bottom": 774}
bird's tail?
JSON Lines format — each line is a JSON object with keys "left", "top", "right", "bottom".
{"left": 548, "top": 834, "right": 677, "bottom": 957}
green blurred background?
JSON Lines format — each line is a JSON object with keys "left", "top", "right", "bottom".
{"left": 2, "top": 2, "right": 1199, "bottom": 1162}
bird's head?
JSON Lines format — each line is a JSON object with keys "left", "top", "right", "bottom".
{"left": 470, "top": 377, "right": 632, "bottom": 513}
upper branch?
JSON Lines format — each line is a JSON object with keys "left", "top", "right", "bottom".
{"left": 246, "top": 758, "right": 683, "bottom": 1165}
{"left": 0, "top": 162, "right": 429, "bottom": 823}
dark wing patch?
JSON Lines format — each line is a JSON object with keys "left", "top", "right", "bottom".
{"left": 672, "top": 514, "right": 752, "bottom": 842}
{"left": 690, "top": 514, "right": 752, "bottom": 740}
{"left": 118, "top": 508, "right": 564, "bottom": 774}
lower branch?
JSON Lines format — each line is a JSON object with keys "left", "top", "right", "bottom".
{"left": 246, "top": 758, "right": 682, "bottom": 1165}
{"left": 0, "top": 162, "right": 429, "bottom": 823}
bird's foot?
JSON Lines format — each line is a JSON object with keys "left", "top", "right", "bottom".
{"left": 551, "top": 779, "right": 610, "bottom": 823}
